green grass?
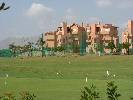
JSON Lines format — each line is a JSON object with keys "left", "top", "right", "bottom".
{"left": 0, "top": 55, "right": 133, "bottom": 100}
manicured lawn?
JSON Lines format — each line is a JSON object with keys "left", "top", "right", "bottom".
{"left": 0, "top": 55, "right": 133, "bottom": 99}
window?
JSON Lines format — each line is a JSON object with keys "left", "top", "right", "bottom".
{"left": 88, "top": 42, "right": 91, "bottom": 45}
{"left": 73, "top": 29, "right": 77, "bottom": 32}
{"left": 105, "top": 43, "right": 108, "bottom": 46}
{"left": 89, "top": 36, "right": 91, "bottom": 40}
{"left": 96, "top": 27, "right": 100, "bottom": 33}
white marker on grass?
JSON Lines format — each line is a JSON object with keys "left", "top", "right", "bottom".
{"left": 6, "top": 74, "right": 8, "bottom": 78}
{"left": 113, "top": 74, "right": 116, "bottom": 77}
{"left": 4, "top": 74, "right": 8, "bottom": 86}
{"left": 85, "top": 77, "right": 88, "bottom": 82}
{"left": 4, "top": 81, "right": 7, "bottom": 86}
{"left": 106, "top": 70, "right": 109, "bottom": 76}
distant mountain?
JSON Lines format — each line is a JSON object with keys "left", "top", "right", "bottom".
{"left": 0, "top": 36, "right": 39, "bottom": 49}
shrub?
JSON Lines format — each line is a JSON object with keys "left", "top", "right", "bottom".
{"left": 19, "top": 91, "right": 36, "bottom": 100}
{"left": 106, "top": 81, "right": 121, "bottom": 100}
{"left": 80, "top": 84, "right": 100, "bottom": 100}
{"left": 0, "top": 92, "right": 16, "bottom": 100}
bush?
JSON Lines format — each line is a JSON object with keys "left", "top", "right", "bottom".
{"left": 106, "top": 81, "right": 121, "bottom": 100}
{"left": 80, "top": 84, "right": 100, "bottom": 100}
{"left": 0, "top": 49, "right": 12, "bottom": 57}
{"left": 0, "top": 91, "right": 36, "bottom": 100}
{"left": 19, "top": 91, "right": 36, "bottom": 100}
{"left": 0, "top": 92, "right": 16, "bottom": 100}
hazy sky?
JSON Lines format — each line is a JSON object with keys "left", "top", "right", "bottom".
{"left": 0, "top": 0, "right": 133, "bottom": 40}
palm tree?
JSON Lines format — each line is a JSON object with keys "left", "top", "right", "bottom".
{"left": 0, "top": 2, "right": 10, "bottom": 11}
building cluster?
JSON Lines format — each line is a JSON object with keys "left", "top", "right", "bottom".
{"left": 44, "top": 20, "right": 133, "bottom": 54}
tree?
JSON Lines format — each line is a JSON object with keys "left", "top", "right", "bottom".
{"left": 122, "top": 42, "right": 131, "bottom": 55}
{"left": 116, "top": 43, "right": 122, "bottom": 53}
{"left": 108, "top": 42, "right": 115, "bottom": 53}
{"left": 25, "top": 42, "right": 34, "bottom": 57}
{"left": 0, "top": 49, "right": 12, "bottom": 57}
{"left": 97, "top": 42, "right": 104, "bottom": 53}
{"left": 17, "top": 46, "right": 24, "bottom": 55}
{"left": 9, "top": 43, "right": 17, "bottom": 57}
{"left": 80, "top": 84, "right": 100, "bottom": 100}
{"left": 36, "top": 34, "right": 45, "bottom": 57}
{"left": 57, "top": 46, "right": 65, "bottom": 52}
{"left": 72, "top": 44, "right": 79, "bottom": 53}
{"left": 0, "top": 2, "right": 10, "bottom": 11}
{"left": 14, "top": 45, "right": 23, "bottom": 56}
{"left": 106, "top": 81, "right": 121, "bottom": 100}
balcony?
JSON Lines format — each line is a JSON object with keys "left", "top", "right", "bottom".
{"left": 74, "top": 38, "right": 79, "bottom": 40}
{"left": 46, "top": 35, "right": 55, "bottom": 40}
{"left": 100, "top": 28, "right": 111, "bottom": 34}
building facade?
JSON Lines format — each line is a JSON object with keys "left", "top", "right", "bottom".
{"left": 44, "top": 31, "right": 56, "bottom": 48}
{"left": 122, "top": 20, "right": 133, "bottom": 54}
{"left": 86, "top": 23, "right": 119, "bottom": 54}
{"left": 44, "top": 22, "right": 119, "bottom": 54}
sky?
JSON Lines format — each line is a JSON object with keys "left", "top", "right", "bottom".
{"left": 0, "top": 0, "right": 133, "bottom": 40}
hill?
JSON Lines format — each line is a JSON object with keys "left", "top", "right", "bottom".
{"left": 0, "top": 36, "right": 39, "bottom": 49}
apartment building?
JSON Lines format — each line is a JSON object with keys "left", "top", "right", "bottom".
{"left": 44, "top": 22, "right": 68, "bottom": 48}
{"left": 44, "top": 21, "right": 119, "bottom": 54}
{"left": 122, "top": 20, "right": 133, "bottom": 53}
{"left": 44, "top": 31, "right": 56, "bottom": 48}
{"left": 66, "top": 23, "right": 85, "bottom": 45}
{"left": 86, "top": 23, "right": 119, "bottom": 54}
{"left": 62, "top": 23, "right": 86, "bottom": 52}
{"left": 44, "top": 22, "right": 86, "bottom": 51}
{"left": 56, "top": 22, "right": 68, "bottom": 47}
